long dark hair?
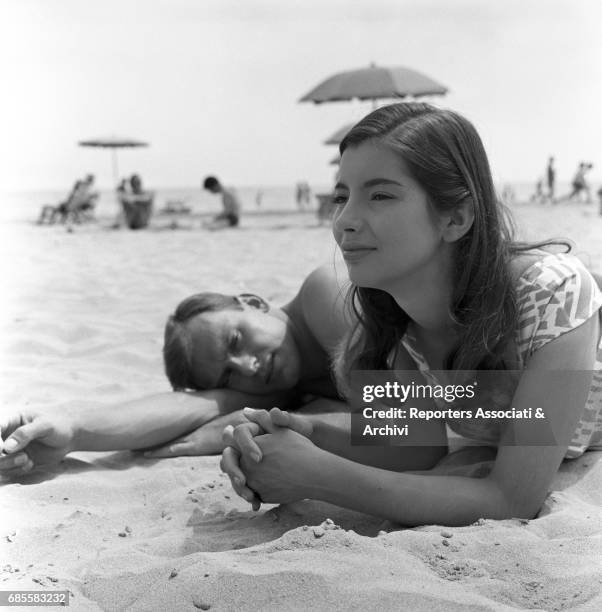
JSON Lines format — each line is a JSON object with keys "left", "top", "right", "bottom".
{"left": 334, "top": 102, "right": 569, "bottom": 391}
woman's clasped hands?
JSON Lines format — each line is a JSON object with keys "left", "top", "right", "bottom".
{"left": 220, "top": 407, "right": 321, "bottom": 510}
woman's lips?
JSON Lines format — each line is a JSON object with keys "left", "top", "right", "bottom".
{"left": 341, "top": 246, "right": 376, "bottom": 262}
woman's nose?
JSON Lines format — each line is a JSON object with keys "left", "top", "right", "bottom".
{"left": 332, "top": 196, "right": 361, "bottom": 234}
{"left": 229, "top": 353, "right": 260, "bottom": 376}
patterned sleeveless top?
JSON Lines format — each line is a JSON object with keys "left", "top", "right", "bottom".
{"left": 400, "top": 253, "right": 602, "bottom": 458}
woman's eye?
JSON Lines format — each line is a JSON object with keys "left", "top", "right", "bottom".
{"left": 371, "top": 192, "right": 393, "bottom": 201}
{"left": 332, "top": 194, "right": 348, "bottom": 205}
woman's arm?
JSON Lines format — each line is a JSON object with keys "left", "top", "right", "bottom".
{"left": 298, "top": 398, "right": 447, "bottom": 471}
{"left": 240, "top": 315, "right": 599, "bottom": 525}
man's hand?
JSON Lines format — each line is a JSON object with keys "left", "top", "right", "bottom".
{"left": 143, "top": 418, "right": 228, "bottom": 458}
{"left": 0, "top": 412, "right": 75, "bottom": 478}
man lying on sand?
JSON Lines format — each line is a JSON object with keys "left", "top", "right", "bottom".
{"left": 0, "top": 265, "right": 351, "bottom": 478}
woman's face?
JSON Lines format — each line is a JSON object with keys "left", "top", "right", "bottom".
{"left": 332, "top": 142, "right": 446, "bottom": 292}
{"left": 184, "top": 308, "right": 302, "bottom": 393}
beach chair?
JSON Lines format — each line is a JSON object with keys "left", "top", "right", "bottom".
{"left": 118, "top": 192, "right": 154, "bottom": 229}
{"left": 37, "top": 187, "right": 98, "bottom": 225}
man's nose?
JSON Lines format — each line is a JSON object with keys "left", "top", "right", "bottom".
{"left": 229, "top": 353, "right": 260, "bottom": 376}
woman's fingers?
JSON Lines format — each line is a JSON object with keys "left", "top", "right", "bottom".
{"left": 232, "top": 425, "right": 263, "bottom": 462}
{"left": 223, "top": 421, "right": 264, "bottom": 462}
{"left": 220, "top": 446, "right": 256, "bottom": 502}
{"left": 242, "top": 408, "right": 278, "bottom": 433}
{"left": 269, "top": 407, "right": 313, "bottom": 437}
{"left": 220, "top": 446, "right": 261, "bottom": 506}
{"left": 220, "top": 445, "right": 245, "bottom": 484}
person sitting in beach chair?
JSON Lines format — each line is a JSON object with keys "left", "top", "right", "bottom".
{"left": 74, "top": 174, "right": 99, "bottom": 221}
{"left": 38, "top": 175, "right": 99, "bottom": 225}
{"left": 118, "top": 173, "right": 154, "bottom": 230}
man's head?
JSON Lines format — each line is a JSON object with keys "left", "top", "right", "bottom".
{"left": 203, "top": 176, "right": 222, "bottom": 194}
{"left": 163, "top": 292, "right": 302, "bottom": 393}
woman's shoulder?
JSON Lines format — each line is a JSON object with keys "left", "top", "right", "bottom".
{"left": 511, "top": 250, "right": 595, "bottom": 294}
{"left": 511, "top": 250, "right": 602, "bottom": 358}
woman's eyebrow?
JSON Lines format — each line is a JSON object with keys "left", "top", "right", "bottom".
{"left": 363, "top": 178, "right": 403, "bottom": 188}
{"left": 334, "top": 178, "right": 403, "bottom": 190}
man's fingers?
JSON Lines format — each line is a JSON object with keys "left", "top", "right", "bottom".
{"left": 0, "top": 414, "right": 27, "bottom": 449}
{"left": 0, "top": 451, "right": 31, "bottom": 471}
{"left": 144, "top": 442, "right": 194, "bottom": 458}
{"left": 0, "top": 451, "right": 34, "bottom": 477}
{"left": 2, "top": 420, "right": 50, "bottom": 454}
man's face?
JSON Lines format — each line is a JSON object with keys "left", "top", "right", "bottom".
{"left": 185, "top": 308, "right": 302, "bottom": 393}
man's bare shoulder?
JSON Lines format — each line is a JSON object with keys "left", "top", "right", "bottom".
{"left": 299, "top": 265, "right": 352, "bottom": 349}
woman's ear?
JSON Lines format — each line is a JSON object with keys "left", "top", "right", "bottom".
{"left": 441, "top": 198, "right": 475, "bottom": 243}
{"left": 236, "top": 293, "right": 270, "bottom": 312}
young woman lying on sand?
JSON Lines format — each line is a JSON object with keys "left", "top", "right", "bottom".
{"left": 220, "top": 102, "right": 602, "bottom": 526}
{"left": 0, "top": 266, "right": 352, "bottom": 477}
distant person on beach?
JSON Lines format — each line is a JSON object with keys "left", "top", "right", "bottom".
{"left": 203, "top": 175, "right": 241, "bottom": 229}
{"left": 546, "top": 156, "right": 556, "bottom": 202}
{"left": 561, "top": 162, "right": 593, "bottom": 203}
{"left": 598, "top": 185, "right": 602, "bottom": 216}
{"left": 116, "top": 173, "right": 154, "bottom": 230}
{"left": 295, "top": 181, "right": 311, "bottom": 210}
{"left": 219, "top": 102, "right": 602, "bottom": 525}
{"left": 530, "top": 178, "right": 546, "bottom": 204}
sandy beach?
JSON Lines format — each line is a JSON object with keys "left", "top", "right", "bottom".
{"left": 1, "top": 202, "right": 602, "bottom": 611}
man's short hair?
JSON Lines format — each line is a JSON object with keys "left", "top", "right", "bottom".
{"left": 203, "top": 176, "right": 219, "bottom": 190}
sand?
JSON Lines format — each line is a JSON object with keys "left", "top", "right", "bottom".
{"left": 1, "top": 203, "right": 602, "bottom": 611}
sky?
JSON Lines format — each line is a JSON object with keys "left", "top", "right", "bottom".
{"left": 0, "top": 0, "right": 600, "bottom": 192}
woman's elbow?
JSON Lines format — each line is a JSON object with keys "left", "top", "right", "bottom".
{"left": 488, "top": 481, "right": 547, "bottom": 520}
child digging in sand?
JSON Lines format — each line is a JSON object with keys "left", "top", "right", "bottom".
{"left": 221, "top": 102, "right": 602, "bottom": 526}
